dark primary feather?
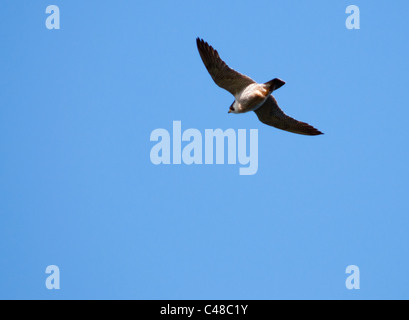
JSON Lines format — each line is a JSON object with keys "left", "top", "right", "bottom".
{"left": 254, "top": 96, "right": 323, "bottom": 136}
{"left": 196, "top": 38, "right": 255, "bottom": 95}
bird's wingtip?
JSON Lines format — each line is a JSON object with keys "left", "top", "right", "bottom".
{"left": 314, "top": 130, "right": 324, "bottom": 136}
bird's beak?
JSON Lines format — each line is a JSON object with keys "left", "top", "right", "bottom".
{"left": 228, "top": 109, "right": 232, "bottom": 114}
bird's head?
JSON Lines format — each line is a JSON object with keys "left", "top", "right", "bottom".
{"left": 228, "top": 102, "right": 237, "bottom": 114}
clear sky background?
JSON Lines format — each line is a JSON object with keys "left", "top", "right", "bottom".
{"left": 1, "top": 0, "right": 408, "bottom": 300}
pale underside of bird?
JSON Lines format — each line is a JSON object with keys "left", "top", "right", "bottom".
{"left": 196, "top": 38, "right": 323, "bottom": 136}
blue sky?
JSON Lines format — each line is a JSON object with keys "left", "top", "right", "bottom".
{"left": 1, "top": 0, "right": 408, "bottom": 299}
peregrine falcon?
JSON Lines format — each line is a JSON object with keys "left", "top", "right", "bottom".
{"left": 196, "top": 38, "right": 323, "bottom": 136}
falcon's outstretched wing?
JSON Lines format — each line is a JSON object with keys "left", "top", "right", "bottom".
{"left": 196, "top": 38, "right": 255, "bottom": 96}
{"left": 254, "top": 96, "right": 323, "bottom": 136}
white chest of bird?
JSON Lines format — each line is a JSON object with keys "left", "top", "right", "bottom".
{"left": 232, "top": 83, "right": 270, "bottom": 114}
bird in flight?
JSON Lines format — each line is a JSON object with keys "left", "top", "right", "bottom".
{"left": 196, "top": 38, "right": 323, "bottom": 136}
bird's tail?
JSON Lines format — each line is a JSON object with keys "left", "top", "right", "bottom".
{"left": 264, "top": 78, "right": 286, "bottom": 93}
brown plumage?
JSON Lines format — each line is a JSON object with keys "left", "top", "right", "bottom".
{"left": 196, "top": 38, "right": 323, "bottom": 136}
{"left": 254, "top": 96, "right": 323, "bottom": 136}
{"left": 196, "top": 38, "right": 255, "bottom": 95}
